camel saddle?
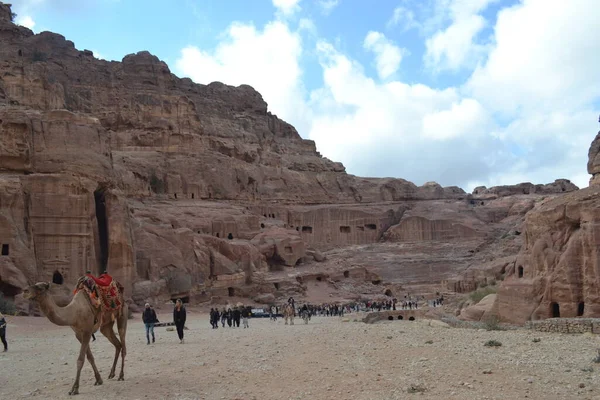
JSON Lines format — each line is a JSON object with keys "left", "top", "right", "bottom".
{"left": 74, "top": 273, "right": 124, "bottom": 313}
{"left": 89, "top": 273, "right": 113, "bottom": 287}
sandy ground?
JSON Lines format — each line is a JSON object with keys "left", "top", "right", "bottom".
{"left": 1, "top": 311, "right": 600, "bottom": 400}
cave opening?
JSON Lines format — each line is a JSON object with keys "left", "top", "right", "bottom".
{"left": 518, "top": 266, "right": 524, "bottom": 278}
{"left": 171, "top": 296, "right": 189, "bottom": 304}
{"left": 551, "top": 302, "right": 560, "bottom": 318}
{"left": 365, "top": 224, "right": 377, "bottom": 230}
{"left": 371, "top": 279, "right": 382, "bottom": 285}
{"left": 316, "top": 276, "right": 322, "bottom": 282}
{"left": 94, "top": 188, "right": 109, "bottom": 274}
{"left": 267, "top": 255, "right": 287, "bottom": 272}
{"left": 387, "top": 316, "right": 393, "bottom": 321}
{"left": 384, "top": 289, "right": 393, "bottom": 297}
{"left": 1, "top": 244, "right": 8, "bottom": 256}
{"left": 227, "top": 233, "right": 233, "bottom": 240}
{"left": 397, "top": 315, "right": 403, "bottom": 320}
{"left": 52, "top": 270, "right": 64, "bottom": 285}
{"left": 302, "top": 226, "right": 313, "bottom": 233}
{"left": 409, "top": 316, "right": 415, "bottom": 321}
{"left": 339, "top": 226, "right": 351, "bottom": 233}
{"left": 578, "top": 302, "right": 585, "bottom": 317}
{"left": 228, "top": 287, "right": 235, "bottom": 297}
{"left": 343, "top": 270, "right": 349, "bottom": 278}
{"left": 0, "top": 279, "right": 21, "bottom": 298}
{"left": 274, "top": 282, "right": 280, "bottom": 290}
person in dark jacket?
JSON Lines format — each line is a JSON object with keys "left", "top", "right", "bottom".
{"left": 232, "top": 306, "right": 241, "bottom": 328}
{"left": 173, "top": 299, "right": 186, "bottom": 344}
{"left": 0, "top": 312, "right": 7, "bottom": 351}
{"left": 241, "top": 307, "right": 250, "bottom": 328}
{"left": 226, "top": 307, "right": 233, "bottom": 328}
{"left": 142, "top": 303, "right": 159, "bottom": 344}
{"left": 210, "top": 308, "right": 220, "bottom": 329}
{"left": 221, "top": 307, "right": 227, "bottom": 327}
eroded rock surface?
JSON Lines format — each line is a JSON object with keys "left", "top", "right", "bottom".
{"left": 0, "top": 3, "right": 585, "bottom": 315}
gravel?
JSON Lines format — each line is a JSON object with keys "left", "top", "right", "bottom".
{"left": 1, "top": 312, "right": 600, "bottom": 399}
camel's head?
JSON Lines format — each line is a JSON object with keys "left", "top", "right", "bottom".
{"left": 23, "top": 282, "right": 50, "bottom": 300}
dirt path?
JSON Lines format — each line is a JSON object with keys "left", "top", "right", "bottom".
{"left": 1, "top": 312, "right": 599, "bottom": 399}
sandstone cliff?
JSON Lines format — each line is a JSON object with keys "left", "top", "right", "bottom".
{"left": 492, "top": 133, "right": 600, "bottom": 324}
{"left": 0, "top": 3, "right": 582, "bottom": 310}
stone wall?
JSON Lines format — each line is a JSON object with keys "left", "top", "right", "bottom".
{"left": 528, "top": 318, "right": 600, "bottom": 334}
{"left": 362, "top": 309, "right": 426, "bottom": 324}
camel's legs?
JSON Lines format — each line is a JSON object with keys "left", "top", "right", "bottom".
{"left": 75, "top": 332, "right": 103, "bottom": 386}
{"left": 116, "top": 307, "right": 127, "bottom": 381}
{"left": 100, "top": 322, "right": 121, "bottom": 380}
{"left": 69, "top": 332, "right": 92, "bottom": 395}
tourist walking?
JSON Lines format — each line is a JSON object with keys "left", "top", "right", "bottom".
{"left": 241, "top": 307, "right": 250, "bottom": 328}
{"left": 233, "top": 306, "right": 241, "bottom": 328}
{"left": 213, "top": 308, "right": 221, "bottom": 329}
{"left": 173, "top": 299, "right": 186, "bottom": 344}
{"left": 0, "top": 312, "right": 7, "bottom": 352}
{"left": 142, "top": 303, "right": 158, "bottom": 344}
{"left": 226, "top": 307, "right": 233, "bottom": 327}
{"left": 221, "top": 307, "right": 227, "bottom": 327}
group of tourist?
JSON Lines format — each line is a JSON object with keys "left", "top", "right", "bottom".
{"left": 209, "top": 306, "right": 250, "bottom": 329}
{"left": 141, "top": 299, "right": 186, "bottom": 345}
{"left": 137, "top": 293, "right": 447, "bottom": 345}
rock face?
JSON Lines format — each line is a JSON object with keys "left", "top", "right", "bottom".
{"left": 459, "top": 294, "right": 496, "bottom": 322}
{"left": 587, "top": 132, "right": 600, "bottom": 187}
{"left": 0, "top": 3, "right": 583, "bottom": 312}
{"left": 493, "top": 132, "right": 600, "bottom": 324}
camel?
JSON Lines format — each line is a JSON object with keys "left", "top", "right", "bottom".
{"left": 283, "top": 303, "right": 295, "bottom": 325}
{"left": 23, "top": 278, "right": 128, "bottom": 396}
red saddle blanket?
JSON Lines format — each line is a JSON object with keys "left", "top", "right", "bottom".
{"left": 74, "top": 274, "right": 123, "bottom": 312}
{"left": 87, "top": 273, "right": 113, "bottom": 287}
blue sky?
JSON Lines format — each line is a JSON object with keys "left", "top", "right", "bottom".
{"left": 10, "top": 0, "right": 600, "bottom": 191}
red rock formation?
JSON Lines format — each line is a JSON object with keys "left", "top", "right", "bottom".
{"left": 587, "top": 131, "right": 600, "bottom": 186}
{"left": 0, "top": 3, "right": 582, "bottom": 309}
{"left": 493, "top": 133, "right": 600, "bottom": 324}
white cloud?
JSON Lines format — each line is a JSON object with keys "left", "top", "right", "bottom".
{"left": 318, "top": 0, "right": 339, "bottom": 15}
{"left": 466, "top": 0, "right": 600, "bottom": 116}
{"left": 92, "top": 50, "right": 105, "bottom": 60}
{"left": 363, "top": 31, "right": 406, "bottom": 80}
{"left": 424, "top": 0, "right": 497, "bottom": 71}
{"left": 174, "top": 0, "right": 599, "bottom": 192}
{"left": 424, "top": 14, "right": 487, "bottom": 71}
{"left": 175, "top": 20, "right": 311, "bottom": 134}
{"left": 272, "top": 0, "right": 301, "bottom": 16}
{"left": 387, "top": 6, "right": 419, "bottom": 31}
{"left": 309, "top": 40, "right": 498, "bottom": 186}
{"left": 15, "top": 15, "right": 36, "bottom": 29}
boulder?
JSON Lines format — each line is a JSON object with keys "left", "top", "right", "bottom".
{"left": 253, "top": 293, "right": 275, "bottom": 304}
{"left": 459, "top": 294, "right": 497, "bottom": 322}
{"left": 251, "top": 227, "right": 306, "bottom": 267}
